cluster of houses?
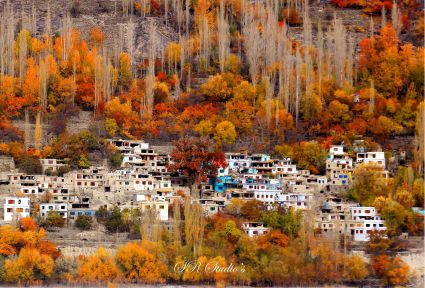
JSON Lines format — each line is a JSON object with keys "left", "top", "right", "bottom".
{"left": 0, "top": 139, "right": 391, "bottom": 241}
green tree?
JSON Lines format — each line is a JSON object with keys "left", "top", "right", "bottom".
{"left": 104, "top": 206, "right": 128, "bottom": 233}
{"left": 75, "top": 215, "right": 93, "bottom": 231}
{"left": 110, "top": 151, "right": 122, "bottom": 168}
{"left": 95, "top": 206, "right": 108, "bottom": 223}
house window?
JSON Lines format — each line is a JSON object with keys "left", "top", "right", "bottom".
{"left": 7, "top": 208, "right": 13, "bottom": 212}
{"left": 7, "top": 199, "right": 15, "bottom": 204}
{"left": 16, "top": 208, "right": 23, "bottom": 213}
{"left": 365, "top": 210, "right": 370, "bottom": 213}
{"left": 159, "top": 205, "right": 165, "bottom": 209}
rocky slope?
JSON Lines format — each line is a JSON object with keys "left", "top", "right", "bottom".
{"left": 0, "top": 0, "right": 177, "bottom": 57}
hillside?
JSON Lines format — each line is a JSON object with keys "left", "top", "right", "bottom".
{"left": 0, "top": 0, "right": 423, "bottom": 286}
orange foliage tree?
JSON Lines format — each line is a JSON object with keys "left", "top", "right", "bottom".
{"left": 115, "top": 240, "right": 168, "bottom": 283}
{"left": 372, "top": 254, "right": 411, "bottom": 285}
{"left": 76, "top": 247, "right": 119, "bottom": 283}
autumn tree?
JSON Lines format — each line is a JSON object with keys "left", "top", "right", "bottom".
{"left": 224, "top": 99, "right": 254, "bottom": 134}
{"left": 276, "top": 141, "right": 327, "bottom": 174}
{"left": 372, "top": 254, "right": 411, "bottom": 286}
{"left": 76, "top": 247, "right": 118, "bottom": 283}
{"left": 349, "top": 163, "right": 390, "bottom": 205}
{"left": 345, "top": 255, "right": 369, "bottom": 282}
{"left": 115, "top": 241, "right": 167, "bottom": 283}
{"left": 240, "top": 200, "right": 266, "bottom": 221}
{"left": 118, "top": 52, "right": 131, "bottom": 90}
{"left": 89, "top": 26, "right": 105, "bottom": 48}
{"left": 4, "top": 247, "right": 54, "bottom": 283}
{"left": 200, "top": 74, "right": 234, "bottom": 102}
{"left": 169, "top": 137, "right": 227, "bottom": 192}
{"left": 370, "top": 115, "right": 403, "bottom": 138}
{"left": 19, "top": 217, "right": 37, "bottom": 232}
{"left": 165, "top": 42, "right": 182, "bottom": 72}
{"left": 214, "top": 120, "right": 237, "bottom": 149}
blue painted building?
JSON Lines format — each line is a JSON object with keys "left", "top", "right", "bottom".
{"left": 212, "top": 175, "right": 243, "bottom": 193}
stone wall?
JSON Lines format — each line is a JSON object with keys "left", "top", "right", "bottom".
{"left": 0, "top": 156, "right": 15, "bottom": 172}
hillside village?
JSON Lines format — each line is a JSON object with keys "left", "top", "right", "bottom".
{"left": 0, "top": 139, "right": 415, "bottom": 242}
{"left": 0, "top": 0, "right": 423, "bottom": 286}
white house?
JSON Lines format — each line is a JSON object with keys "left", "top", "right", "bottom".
{"left": 225, "top": 152, "right": 251, "bottom": 172}
{"left": 277, "top": 193, "right": 312, "bottom": 210}
{"left": 40, "top": 203, "right": 68, "bottom": 219}
{"left": 356, "top": 152, "right": 386, "bottom": 169}
{"left": 242, "top": 222, "right": 270, "bottom": 237}
{"left": 350, "top": 207, "right": 386, "bottom": 241}
{"left": 4, "top": 197, "right": 30, "bottom": 222}
{"left": 330, "top": 145, "right": 345, "bottom": 156}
